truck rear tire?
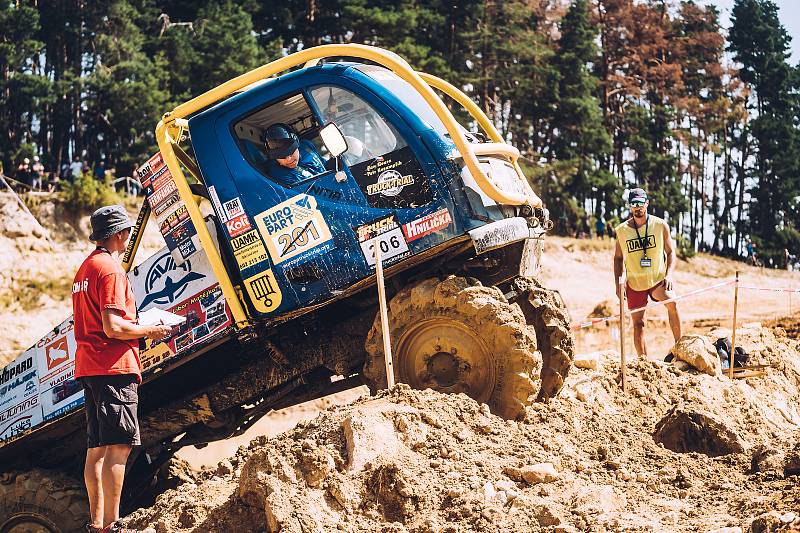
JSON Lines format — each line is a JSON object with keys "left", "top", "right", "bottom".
{"left": 363, "top": 276, "right": 538, "bottom": 420}
{"left": 511, "top": 277, "right": 575, "bottom": 401}
{"left": 0, "top": 469, "right": 87, "bottom": 533}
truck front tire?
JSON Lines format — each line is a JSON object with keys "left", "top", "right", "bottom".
{"left": 0, "top": 469, "right": 87, "bottom": 533}
{"left": 363, "top": 276, "right": 538, "bottom": 420}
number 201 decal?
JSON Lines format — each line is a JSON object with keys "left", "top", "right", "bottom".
{"left": 255, "top": 194, "right": 333, "bottom": 265}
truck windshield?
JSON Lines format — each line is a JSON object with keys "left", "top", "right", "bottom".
{"left": 357, "top": 65, "right": 451, "bottom": 137}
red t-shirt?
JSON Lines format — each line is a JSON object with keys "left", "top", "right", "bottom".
{"left": 72, "top": 248, "right": 141, "bottom": 381}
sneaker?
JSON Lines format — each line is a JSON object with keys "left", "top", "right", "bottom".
{"left": 84, "top": 522, "right": 103, "bottom": 533}
{"left": 104, "top": 521, "right": 156, "bottom": 533}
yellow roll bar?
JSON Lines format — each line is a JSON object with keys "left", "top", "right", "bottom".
{"left": 162, "top": 43, "right": 538, "bottom": 207}
{"left": 417, "top": 72, "right": 542, "bottom": 207}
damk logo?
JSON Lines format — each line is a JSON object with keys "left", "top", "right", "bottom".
{"left": 139, "top": 251, "right": 205, "bottom": 310}
{"left": 626, "top": 235, "right": 656, "bottom": 253}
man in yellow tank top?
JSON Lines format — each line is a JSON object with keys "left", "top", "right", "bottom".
{"left": 613, "top": 188, "right": 682, "bottom": 357}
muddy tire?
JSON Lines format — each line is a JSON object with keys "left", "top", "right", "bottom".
{"left": 0, "top": 469, "right": 87, "bottom": 533}
{"left": 512, "top": 277, "right": 575, "bottom": 401}
{"left": 363, "top": 276, "right": 538, "bottom": 420}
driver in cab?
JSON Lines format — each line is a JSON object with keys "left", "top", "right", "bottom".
{"left": 264, "top": 123, "right": 326, "bottom": 185}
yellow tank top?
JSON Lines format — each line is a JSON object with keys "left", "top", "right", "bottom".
{"left": 615, "top": 215, "right": 668, "bottom": 291}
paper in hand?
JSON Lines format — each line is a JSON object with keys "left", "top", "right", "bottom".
{"left": 138, "top": 308, "right": 186, "bottom": 327}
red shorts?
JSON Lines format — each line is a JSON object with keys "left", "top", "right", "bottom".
{"left": 625, "top": 281, "right": 666, "bottom": 312}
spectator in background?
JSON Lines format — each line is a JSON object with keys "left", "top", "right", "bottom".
{"left": 595, "top": 216, "right": 606, "bottom": 240}
{"left": 32, "top": 156, "right": 44, "bottom": 191}
{"left": 47, "top": 171, "right": 60, "bottom": 192}
{"left": 94, "top": 159, "right": 106, "bottom": 181}
{"left": 606, "top": 220, "right": 615, "bottom": 239}
{"left": 70, "top": 156, "right": 83, "bottom": 180}
{"left": 82, "top": 159, "right": 91, "bottom": 176}
{"left": 17, "top": 158, "right": 32, "bottom": 187}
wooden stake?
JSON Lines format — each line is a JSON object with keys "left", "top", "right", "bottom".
{"left": 619, "top": 278, "right": 627, "bottom": 394}
{"left": 375, "top": 240, "right": 395, "bottom": 388}
{"left": 729, "top": 271, "right": 739, "bottom": 379}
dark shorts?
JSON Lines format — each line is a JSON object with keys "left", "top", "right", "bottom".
{"left": 80, "top": 374, "right": 141, "bottom": 448}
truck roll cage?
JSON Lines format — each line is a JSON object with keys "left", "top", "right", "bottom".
{"left": 128, "top": 44, "right": 543, "bottom": 330}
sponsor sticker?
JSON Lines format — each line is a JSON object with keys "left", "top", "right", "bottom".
{"left": 135, "top": 153, "right": 165, "bottom": 188}
{"left": 148, "top": 179, "right": 177, "bottom": 209}
{"left": 225, "top": 213, "right": 252, "bottom": 237}
{"left": 350, "top": 146, "right": 432, "bottom": 209}
{"left": 231, "top": 230, "right": 269, "bottom": 270}
{"left": 245, "top": 270, "right": 282, "bottom": 314}
{"left": 255, "top": 194, "right": 333, "bottom": 266}
{"left": 45, "top": 336, "right": 70, "bottom": 371}
{"left": 354, "top": 214, "right": 410, "bottom": 268}
{"left": 402, "top": 208, "right": 453, "bottom": 242}
{"left": 0, "top": 395, "right": 42, "bottom": 445}
{"left": 366, "top": 169, "right": 415, "bottom": 197}
{"left": 178, "top": 238, "right": 197, "bottom": 260}
{"left": 207, "top": 185, "right": 228, "bottom": 222}
{"left": 223, "top": 197, "right": 245, "bottom": 220}
{"left": 153, "top": 192, "right": 180, "bottom": 217}
{"left": 135, "top": 250, "right": 207, "bottom": 311}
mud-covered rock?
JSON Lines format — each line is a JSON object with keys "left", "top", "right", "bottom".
{"left": 672, "top": 334, "right": 721, "bottom": 375}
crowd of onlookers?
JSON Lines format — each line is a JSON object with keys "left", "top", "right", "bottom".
{"left": 4, "top": 155, "right": 124, "bottom": 193}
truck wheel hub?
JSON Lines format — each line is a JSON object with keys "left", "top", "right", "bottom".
{"left": 396, "top": 318, "right": 495, "bottom": 402}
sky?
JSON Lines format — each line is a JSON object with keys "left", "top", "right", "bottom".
{"left": 709, "top": 0, "right": 800, "bottom": 63}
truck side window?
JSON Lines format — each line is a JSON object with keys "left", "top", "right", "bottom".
{"left": 311, "top": 86, "right": 406, "bottom": 167}
{"left": 310, "top": 86, "right": 432, "bottom": 209}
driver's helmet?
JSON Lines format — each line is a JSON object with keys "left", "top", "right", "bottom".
{"left": 264, "top": 123, "right": 299, "bottom": 159}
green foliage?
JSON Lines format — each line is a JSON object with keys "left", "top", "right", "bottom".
{"left": 729, "top": 0, "right": 800, "bottom": 259}
{"left": 60, "top": 175, "right": 122, "bottom": 214}
{"left": 674, "top": 233, "right": 696, "bottom": 260}
{"left": 0, "top": 0, "right": 798, "bottom": 269}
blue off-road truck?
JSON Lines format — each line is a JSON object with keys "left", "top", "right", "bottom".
{"left": 0, "top": 44, "right": 573, "bottom": 532}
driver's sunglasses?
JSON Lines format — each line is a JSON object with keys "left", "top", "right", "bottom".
{"left": 629, "top": 201, "right": 646, "bottom": 208}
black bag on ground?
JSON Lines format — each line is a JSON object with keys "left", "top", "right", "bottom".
{"left": 714, "top": 337, "right": 749, "bottom": 369}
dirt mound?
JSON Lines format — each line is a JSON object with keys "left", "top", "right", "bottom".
{"left": 126, "top": 324, "right": 800, "bottom": 532}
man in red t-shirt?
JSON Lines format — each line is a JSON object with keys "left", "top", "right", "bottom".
{"left": 73, "top": 205, "right": 171, "bottom": 533}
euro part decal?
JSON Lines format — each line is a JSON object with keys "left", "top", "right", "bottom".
{"left": 255, "top": 194, "right": 333, "bottom": 266}
{"left": 231, "top": 229, "right": 268, "bottom": 270}
{"left": 245, "top": 270, "right": 282, "bottom": 314}
{"left": 402, "top": 208, "right": 453, "bottom": 242}
{"left": 354, "top": 214, "right": 411, "bottom": 268}
{"left": 349, "top": 146, "right": 432, "bottom": 209}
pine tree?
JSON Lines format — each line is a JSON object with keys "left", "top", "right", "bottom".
{"left": 549, "top": 0, "right": 613, "bottom": 226}
{"left": 82, "top": 0, "right": 169, "bottom": 173}
{"left": 0, "top": 3, "right": 51, "bottom": 172}
{"left": 729, "top": 0, "right": 800, "bottom": 261}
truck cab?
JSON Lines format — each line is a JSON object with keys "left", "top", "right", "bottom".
{"left": 185, "top": 60, "right": 545, "bottom": 320}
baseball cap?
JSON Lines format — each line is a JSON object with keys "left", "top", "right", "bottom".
{"left": 628, "top": 188, "right": 648, "bottom": 204}
{"left": 89, "top": 204, "right": 134, "bottom": 241}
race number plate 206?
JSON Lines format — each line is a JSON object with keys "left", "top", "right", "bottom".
{"left": 355, "top": 214, "right": 410, "bottom": 267}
